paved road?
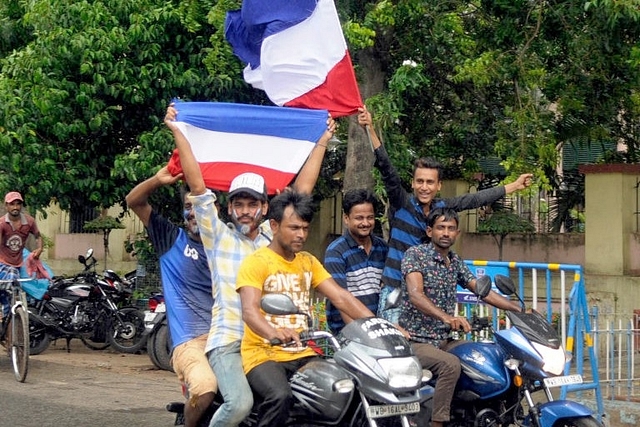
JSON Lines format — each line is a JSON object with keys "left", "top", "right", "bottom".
{"left": 0, "top": 340, "right": 184, "bottom": 427}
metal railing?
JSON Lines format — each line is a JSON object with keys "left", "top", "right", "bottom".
{"left": 590, "top": 308, "right": 640, "bottom": 401}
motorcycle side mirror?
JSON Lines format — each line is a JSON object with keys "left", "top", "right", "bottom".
{"left": 494, "top": 274, "right": 526, "bottom": 311}
{"left": 384, "top": 287, "right": 402, "bottom": 310}
{"left": 474, "top": 275, "right": 492, "bottom": 299}
{"left": 261, "top": 293, "right": 302, "bottom": 316}
{"left": 261, "top": 293, "right": 314, "bottom": 328}
{"left": 78, "top": 255, "right": 86, "bottom": 264}
{"left": 85, "top": 248, "right": 94, "bottom": 259}
{"left": 494, "top": 274, "right": 516, "bottom": 296}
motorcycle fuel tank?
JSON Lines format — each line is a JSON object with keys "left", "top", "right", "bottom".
{"left": 449, "top": 341, "right": 511, "bottom": 399}
{"left": 290, "top": 359, "right": 353, "bottom": 423}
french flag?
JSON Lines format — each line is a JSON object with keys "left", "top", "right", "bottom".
{"left": 166, "top": 101, "right": 329, "bottom": 195}
{"left": 225, "top": 0, "right": 362, "bottom": 118}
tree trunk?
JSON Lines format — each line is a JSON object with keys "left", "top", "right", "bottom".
{"left": 343, "top": 47, "right": 386, "bottom": 192}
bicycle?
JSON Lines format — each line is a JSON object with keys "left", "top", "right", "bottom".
{"left": 0, "top": 276, "right": 32, "bottom": 382}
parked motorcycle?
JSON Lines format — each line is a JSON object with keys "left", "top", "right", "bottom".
{"left": 418, "top": 274, "right": 601, "bottom": 427}
{"left": 144, "top": 293, "right": 173, "bottom": 372}
{"left": 167, "top": 293, "right": 432, "bottom": 427}
{"left": 28, "top": 249, "right": 148, "bottom": 355}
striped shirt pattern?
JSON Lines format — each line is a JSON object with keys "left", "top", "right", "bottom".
{"left": 374, "top": 145, "right": 506, "bottom": 290}
{"left": 190, "top": 190, "right": 273, "bottom": 353}
{"left": 324, "top": 231, "right": 388, "bottom": 333}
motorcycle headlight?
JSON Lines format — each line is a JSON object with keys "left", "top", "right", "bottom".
{"left": 532, "top": 342, "right": 566, "bottom": 376}
{"left": 378, "top": 357, "right": 422, "bottom": 389}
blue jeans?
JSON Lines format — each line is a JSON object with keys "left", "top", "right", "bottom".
{"left": 207, "top": 340, "right": 253, "bottom": 427}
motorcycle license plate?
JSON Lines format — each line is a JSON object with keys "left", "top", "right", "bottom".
{"left": 543, "top": 374, "right": 583, "bottom": 388}
{"left": 366, "top": 402, "right": 420, "bottom": 419}
{"left": 144, "top": 311, "right": 159, "bottom": 323}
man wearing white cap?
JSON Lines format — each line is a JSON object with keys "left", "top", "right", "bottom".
{"left": 0, "top": 191, "right": 43, "bottom": 335}
{"left": 165, "top": 104, "right": 335, "bottom": 426}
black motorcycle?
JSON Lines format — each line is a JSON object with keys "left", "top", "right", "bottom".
{"left": 168, "top": 294, "right": 432, "bottom": 427}
{"left": 28, "top": 249, "right": 147, "bottom": 355}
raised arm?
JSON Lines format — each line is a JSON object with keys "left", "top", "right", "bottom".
{"left": 358, "top": 106, "right": 408, "bottom": 210}
{"left": 504, "top": 174, "right": 533, "bottom": 194}
{"left": 164, "top": 104, "right": 206, "bottom": 196}
{"left": 292, "top": 116, "right": 336, "bottom": 194}
{"left": 126, "top": 165, "right": 183, "bottom": 226}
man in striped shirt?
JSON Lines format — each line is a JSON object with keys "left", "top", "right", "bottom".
{"left": 324, "top": 188, "right": 387, "bottom": 334}
{"left": 357, "top": 107, "right": 533, "bottom": 324}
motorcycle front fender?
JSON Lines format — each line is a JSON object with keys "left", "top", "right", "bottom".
{"left": 534, "top": 400, "right": 595, "bottom": 427}
{"left": 418, "top": 383, "right": 435, "bottom": 404}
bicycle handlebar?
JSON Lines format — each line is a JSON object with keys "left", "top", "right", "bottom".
{"left": 0, "top": 276, "right": 38, "bottom": 283}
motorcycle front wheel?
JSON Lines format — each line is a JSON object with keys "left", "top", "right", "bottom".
{"left": 27, "top": 312, "right": 51, "bottom": 355}
{"left": 552, "top": 416, "right": 602, "bottom": 427}
{"left": 108, "top": 307, "right": 146, "bottom": 354}
{"left": 80, "top": 311, "right": 110, "bottom": 350}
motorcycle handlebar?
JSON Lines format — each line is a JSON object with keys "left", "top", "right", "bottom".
{"left": 443, "top": 316, "right": 492, "bottom": 333}
{"left": 269, "top": 330, "right": 336, "bottom": 347}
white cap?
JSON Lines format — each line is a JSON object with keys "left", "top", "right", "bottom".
{"left": 228, "top": 172, "right": 268, "bottom": 201}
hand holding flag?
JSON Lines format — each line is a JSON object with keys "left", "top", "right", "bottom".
{"left": 165, "top": 101, "right": 332, "bottom": 194}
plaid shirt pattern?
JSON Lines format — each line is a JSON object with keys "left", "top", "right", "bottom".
{"left": 190, "top": 190, "right": 272, "bottom": 352}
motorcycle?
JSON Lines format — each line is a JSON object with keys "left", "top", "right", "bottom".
{"left": 418, "top": 274, "right": 601, "bottom": 427}
{"left": 144, "top": 293, "right": 173, "bottom": 372}
{"left": 28, "top": 249, "right": 148, "bottom": 355}
{"left": 167, "top": 293, "right": 432, "bottom": 427}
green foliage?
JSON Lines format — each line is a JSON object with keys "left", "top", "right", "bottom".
{"left": 478, "top": 211, "right": 535, "bottom": 260}
{"left": 477, "top": 212, "right": 536, "bottom": 235}
{"left": 124, "top": 231, "right": 157, "bottom": 263}
{"left": 0, "top": 0, "right": 222, "bottom": 214}
{"left": 2, "top": 0, "right": 640, "bottom": 227}
{"left": 83, "top": 215, "right": 125, "bottom": 232}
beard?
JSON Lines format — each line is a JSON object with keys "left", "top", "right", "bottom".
{"left": 188, "top": 223, "right": 200, "bottom": 236}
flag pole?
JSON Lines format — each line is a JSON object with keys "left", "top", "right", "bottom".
{"left": 365, "top": 125, "right": 375, "bottom": 153}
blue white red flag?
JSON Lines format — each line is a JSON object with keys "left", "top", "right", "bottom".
{"left": 166, "top": 101, "right": 329, "bottom": 194}
{"left": 225, "top": 0, "right": 362, "bottom": 118}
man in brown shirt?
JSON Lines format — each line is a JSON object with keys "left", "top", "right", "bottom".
{"left": 0, "top": 191, "right": 43, "bottom": 328}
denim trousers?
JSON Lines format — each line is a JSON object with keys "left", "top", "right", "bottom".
{"left": 207, "top": 340, "right": 253, "bottom": 427}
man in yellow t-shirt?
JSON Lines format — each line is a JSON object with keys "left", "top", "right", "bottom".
{"left": 236, "top": 190, "right": 374, "bottom": 427}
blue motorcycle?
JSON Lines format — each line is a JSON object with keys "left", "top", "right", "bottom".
{"left": 418, "top": 274, "right": 601, "bottom": 427}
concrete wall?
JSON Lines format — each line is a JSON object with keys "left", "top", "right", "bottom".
{"left": 457, "top": 232, "right": 585, "bottom": 265}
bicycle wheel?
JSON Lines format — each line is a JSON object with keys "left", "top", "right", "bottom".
{"left": 9, "top": 306, "right": 29, "bottom": 382}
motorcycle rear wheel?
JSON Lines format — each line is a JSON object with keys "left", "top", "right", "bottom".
{"left": 148, "top": 323, "right": 173, "bottom": 372}
{"left": 108, "top": 307, "right": 146, "bottom": 354}
{"left": 552, "top": 416, "right": 602, "bottom": 427}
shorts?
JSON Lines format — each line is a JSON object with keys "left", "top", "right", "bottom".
{"left": 172, "top": 334, "right": 218, "bottom": 399}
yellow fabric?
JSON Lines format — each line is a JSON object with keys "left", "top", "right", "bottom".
{"left": 237, "top": 246, "right": 332, "bottom": 374}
